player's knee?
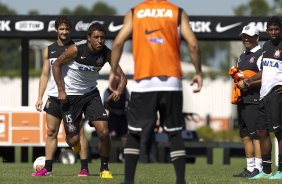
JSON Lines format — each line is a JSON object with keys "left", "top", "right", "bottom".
{"left": 46, "top": 128, "right": 58, "bottom": 138}
{"left": 97, "top": 129, "right": 109, "bottom": 141}
{"left": 257, "top": 129, "right": 269, "bottom": 138}
{"left": 66, "top": 135, "right": 80, "bottom": 147}
{"left": 167, "top": 131, "right": 185, "bottom": 151}
{"left": 124, "top": 132, "right": 141, "bottom": 149}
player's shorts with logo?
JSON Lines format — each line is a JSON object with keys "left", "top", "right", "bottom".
{"left": 61, "top": 88, "right": 108, "bottom": 138}
{"left": 256, "top": 86, "right": 282, "bottom": 132}
{"left": 237, "top": 103, "right": 259, "bottom": 138}
{"left": 44, "top": 96, "right": 62, "bottom": 119}
{"left": 127, "top": 91, "right": 184, "bottom": 133}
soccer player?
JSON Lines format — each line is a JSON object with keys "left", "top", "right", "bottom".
{"left": 109, "top": 1, "right": 202, "bottom": 183}
{"left": 103, "top": 84, "right": 130, "bottom": 162}
{"left": 231, "top": 24, "right": 262, "bottom": 178}
{"left": 239, "top": 16, "right": 282, "bottom": 180}
{"left": 32, "top": 16, "right": 90, "bottom": 177}
{"left": 52, "top": 22, "right": 127, "bottom": 179}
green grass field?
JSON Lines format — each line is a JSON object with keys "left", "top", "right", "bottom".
{"left": 0, "top": 148, "right": 281, "bottom": 184}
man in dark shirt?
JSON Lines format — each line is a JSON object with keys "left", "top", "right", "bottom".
{"left": 232, "top": 24, "right": 262, "bottom": 178}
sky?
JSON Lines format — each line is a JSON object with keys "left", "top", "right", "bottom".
{"left": 0, "top": 0, "right": 272, "bottom": 16}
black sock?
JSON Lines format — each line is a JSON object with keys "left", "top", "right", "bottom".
{"left": 80, "top": 159, "right": 88, "bottom": 170}
{"left": 124, "top": 154, "right": 139, "bottom": 183}
{"left": 44, "top": 160, "right": 53, "bottom": 172}
{"left": 100, "top": 156, "right": 109, "bottom": 172}
{"left": 262, "top": 154, "right": 272, "bottom": 174}
{"left": 172, "top": 156, "right": 186, "bottom": 184}
{"left": 278, "top": 155, "right": 282, "bottom": 171}
{"left": 123, "top": 133, "right": 141, "bottom": 183}
{"left": 169, "top": 132, "right": 186, "bottom": 184}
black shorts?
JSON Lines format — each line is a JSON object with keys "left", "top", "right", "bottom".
{"left": 237, "top": 103, "right": 259, "bottom": 138}
{"left": 256, "top": 87, "right": 282, "bottom": 132}
{"left": 43, "top": 96, "right": 62, "bottom": 119}
{"left": 108, "top": 113, "right": 128, "bottom": 137}
{"left": 127, "top": 91, "right": 184, "bottom": 133}
{"left": 61, "top": 89, "right": 108, "bottom": 138}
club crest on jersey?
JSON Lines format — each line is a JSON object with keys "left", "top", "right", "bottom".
{"left": 274, "top": 49, "right": 282, "bottom": 58}
{"left": 96, "top": 56, "right": 104, "bottom": 65}
{"left": 249, "top": 56, "right": 255, "bottom": 63}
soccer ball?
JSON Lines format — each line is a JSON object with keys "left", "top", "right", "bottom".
{"left": 33, "top": 156, "right": 45, "bottom": 172}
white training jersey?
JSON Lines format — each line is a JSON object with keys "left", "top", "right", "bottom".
{"left": 63, "top": 40, "right": 110, "bottom": 95}
{"left": 260, "top": 40, "right": 282, "bottom": 99}
{"left": 47, "top": 40, "right": 74, "bottom": 97}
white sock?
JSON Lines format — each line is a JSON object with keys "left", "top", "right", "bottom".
{"left": 246, "top": 157, "right": 255, "bottom": 172}
{"left": 255, "top": 157, "right": 262, "bottom": 172}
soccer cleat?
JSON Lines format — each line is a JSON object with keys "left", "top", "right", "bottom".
{"left": 71, "top": 143, "right": 81, "bottom": 154}
{"left": 100, "top": 170, "right": 113, "bottom": 179}
{"left": 248, "top": 168, "right": 260, "bottom": 178}
{"left": 233, "top": 168, "right": 252, "bottom": 177}
{"left": 268, "top": 171, "right": 282, "bottom": 179}
{"left": 77, "top": 169, "right": 90, "bottom": 177}
{"left": 31, "top": 168, "right": 52, "bottom": 177}
{"left": 248, "top": 171, "right": 272, "bottom": 179}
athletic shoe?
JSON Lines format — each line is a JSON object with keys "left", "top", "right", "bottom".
{"left": 268, "top": 171, "right": 282, "bottom": 179}
{"left": 77, "top": 169, "right": 90, "bottom": 177}
{"left": 71, "top": 143, "right": 81, "bottom": 154}
{"left": 31, "top": 168, "right": 52, "bottom": 177}
{"left": 248, "top": 168, "right": 260, "bottom": 178}
{"left": 233, "top": 168, "right": 252, "bottom": 177}
{"left": 100, "top": 170, "right": 113, "bottom": 179}
{"left": 248, "top": 171, "right": 272, "bottom": 179}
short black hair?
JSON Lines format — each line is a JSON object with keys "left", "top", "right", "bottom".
{"left": 55, "top": 16, "right": 72, "bottom": 29}
{"left": 87, "top": 22, "right": 106, "bottom": 36}
{"left": 267, "top": 16, "right": 282, "bottom": 29}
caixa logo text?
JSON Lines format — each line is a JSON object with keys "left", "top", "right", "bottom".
{"left": 15, "top": 21, "right": 44, "bottom": 31}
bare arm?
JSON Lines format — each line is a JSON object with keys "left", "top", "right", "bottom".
{"left": 109, "top": 10, "right": 132, "bottom": 90}
{"left": 52, "top": 44, "right": 77, "bottom": 101}
{"left": 35, "top": 48, "right": 50, "bottom": 111}
{"left": 180, "top": 10, "right": 203, "bottom": 93}
{"left": 107, "top": 50, "right": 128, "bottom": 101}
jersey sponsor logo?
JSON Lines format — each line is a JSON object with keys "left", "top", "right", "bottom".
{"left": 108, "top": 21, "right": 123, "bottom": 32}
{"left": 0, "top": 20, "right": 11, "bottom": 31}
{"left": 74, "top": 61, "right": 101, "bottom": 72}
{"left": 215, "top": 22, "right": 242, "bottom": 33}
{"left": 262, "top": 59, "right": 279, "bottom": 68}
{"left": 51, "top": 51, "right": 56, "bottom": 54}
{"left": 75, "top": 20, "right": 104, "bottom": 31}
{"left": 189, "top": 21, "right": 211, "bottom": 33}
{"left": 80, "top": 56, "right": 87, "bottom": 59}
{"left": 145, "top": 28, "right": 161, "bottom": 35}
{"left": 149, "top": 37, "right": 164, "bottom": 44}
{"left": 137, "top": 8, "right": 173, "bottom": 18}
{"left": 15, "top": 21, "right": 44, "bottom": 31}
{"left": 78, "top": 65, "right": 101, "bottom": 72}
{"left": 274, "top": 49, "right": 282, "bottom": 58}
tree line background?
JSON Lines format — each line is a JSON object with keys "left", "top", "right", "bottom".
{"left": 0, "top": 0, "right": 281, "bottom": 78}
